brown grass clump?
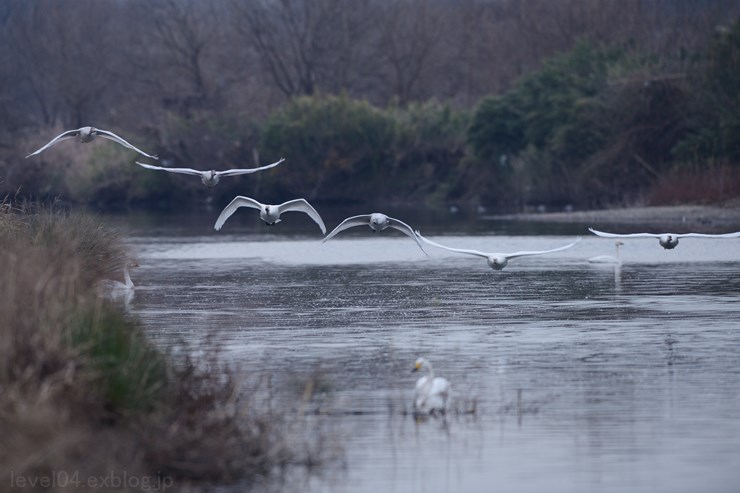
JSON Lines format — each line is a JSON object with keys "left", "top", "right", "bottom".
{"left": 0, "top": 203, "right": 335, "bottom": 491}
{"left": 646, "top": 164, "right": 740, "bottom": 206}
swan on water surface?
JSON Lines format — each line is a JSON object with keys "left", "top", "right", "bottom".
{"left": 412, "top": 357, "right": 451, "bottom": 415}
{"left": 416, "top": 231, "right": 581, "bottom": 270}
{"left": 96, "top": 261, "right": 139, "bottom": 304}
{"left": 588, "top": 240, "right": 624, "bottom": 264}
{"left": 27, "top": 126, "right": 158, "bottom": 160}
{"left": 214, "top": 195, "right": 326, "bottom": 234}
{"left": 136, "top": 157, "right": 285, "bottom": 187}
{"left": 323, "top": 213, "right": 428, "bottom": 256}
{"left": 588, "top": 228, "right": 740, "bottom": 250}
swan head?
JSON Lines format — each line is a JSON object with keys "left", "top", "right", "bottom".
{"left": 659, "top": 234, "right": 678, "bottom": 249}
{"left": 201, "top": 171, "right": 219, "bottom": 187}
{"left": 412, "top": 357, "right": 429, "bottom": 373}
{"left": 79, "top": 126, "right": 95, "bottom": 142}
{"left": 369, "top": 213, "right": 388, "bottom": 230}
{"left": 487, "top": 255, "right": 508, "bottom": 270}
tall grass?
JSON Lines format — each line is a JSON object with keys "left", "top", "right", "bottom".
{"left": 0, "top": 203, "right": 335, "bottom": 490}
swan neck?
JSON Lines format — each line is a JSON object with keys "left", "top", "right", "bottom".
{"left": 123, "top": 265, "right": 133, "bottom": 288}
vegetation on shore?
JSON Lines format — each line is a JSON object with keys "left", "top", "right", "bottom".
{"left": 0, "top": 203, "right": 336, "bottom": 491}
{"left": 2, "top": 16, "right": 738, "bottom": 211}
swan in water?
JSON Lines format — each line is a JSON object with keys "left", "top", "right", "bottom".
{"left": 588, "top": 240, "right": 624, "bottom": 264}
{"left": 322, "top": 213, "right": 428, "bottom": 255}
{"left": 416, "top": 231, "right": 581, "bottom": 270}
{"left": 214, "top": 195, "right": 326, "bottom": 233}
{"left": 96, "top": 261, "right": 138, "bottom": 303}
{"left": 588, "top": 228, "right": 740, "bottom": 249}
{"left": 27, "top": 126, "right": 158, "bottom": 159}
{"left": 135, "top": 157, "right": 285, "bottom": 187}
{"left": 412, "top": 357, "right": 451, "bottom": 415}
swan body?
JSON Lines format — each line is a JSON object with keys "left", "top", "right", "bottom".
{"left": 322, "top": 213, "right": 428, "bottom": 255}
{"left": 588, "top": 241, "right": 624, "bottom": 264}
{"left": 416, "top": 232, "right": 581, "bottom": 270}
{"left": 27, "top": 126, "right": 158, "bottom": 159}
{"left": 214, "top": 195, "right": 326, "bottom": 233}
{"left": 136, "top": 157, "right": 285, "bottom": 187}
{"left": 412, "top": 357, "right": 451, "bottom": 415}
{"left": 588, "top": 228, "right": 740, "bottom": 250}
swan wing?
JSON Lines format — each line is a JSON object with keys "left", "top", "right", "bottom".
{"left": 588, "top": 228, "right": 658, "bottom": 238}
{"left": 677, "top": 232, "right": 740, "bottom": 239}
{"left": 277, "top": 198, "right": 326, "bottom": 234}
{"left": 26, "top": 128, "right": 81, "bottom": 157}
{"left": 96, "top": 129, "right": 158, "bottom": 159}
{"left": 506, "top": 237, "right": 581, "bottom": 259}
{"left": 415, "top": 231, "right": 488, "bottom": 259}
{"left": 214, "top": 196, "right": 263, "bottom": 231}
{"left": 387, "top": 218, "right": 428, "bottom": 255}
{"left": 135, "top": 161, "right": 203, "bottom": 176}
{"left": 323, "top": 215, "right": 372, "bottom": 242}
{"left": 217, "top": 157, "right": 286, "bottom": 176}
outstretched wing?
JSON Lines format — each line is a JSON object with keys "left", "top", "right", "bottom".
{"left": 277, "top": 198, "right": 326, "bottom": 234}
{"left": 506, "top": 237, "right": 582, "bottom": 259}
{"left": 96, "top": 129, "right": 158, "bottom": 159}
{"left": 218, "top": 157, "right": 286, "bottom": 177}
{"left": 386, "top": 218, "right": 428, "bottom": 256}
{"left": 323, "top": 215, "right": 372, "bottom": 242}
{"left": 588, "top": 228, "right": 659, "bottom": 238}
{"left": 214, "top": 196, "right": 263, "bottom": 231}
{"left": 677, "top": 232, "right": 740, "bottom": 239}
{"left": 415, "top": 231, "right": 488, "bottom": 259}
{"left": 135, "top": 161, "right": 204, "bottom": 176}
{"left": 26, "top": 128, "right": 81, "bottom": 158}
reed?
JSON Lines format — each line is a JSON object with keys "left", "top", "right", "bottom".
{"left": 0, "top": 203, "right": 335, "bottom": 490}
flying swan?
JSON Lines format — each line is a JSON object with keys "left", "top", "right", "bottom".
{"left": 214, "top": 195, "right": 326, "bottom": 233}
{"left": 416, "top": 232, "right": 581, "bottom": 270}
{"left": 322, "top": 213, "right": 428, "bottom": 255}
{"left": 412, "top": 357, "right": 451, "bottom": 415}
{"left": 27, "top": 126, "right": 158, "bottom": 159}
{"left": 136, "top": 157, "right": 285, "bottom": 187}
{"left": 588, "top": 228, "right": 740, "bottom": 249}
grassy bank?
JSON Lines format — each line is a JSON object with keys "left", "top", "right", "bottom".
{"left": 0, "top": 203, "right": 334, "bottom": 491}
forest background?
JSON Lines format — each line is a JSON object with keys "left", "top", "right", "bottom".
{"left": 1, "top": 0, "right": 738, "bottom": 212}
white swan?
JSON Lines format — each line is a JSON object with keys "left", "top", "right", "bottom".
{"left": 96, "top": 261, "right": 138, "bottom": 303}
{"left": 416, "top": 231, "right": 581, "bottom": 270}
{"left": 27, "top": 126, "right": 158, "bottom": 159}
{"left": 412, "top": 357, "right": 451, "bottom": 415}
{"left": 588, "top": 240, "right": 624, "bottom": 264}
{"left": 322, "top": 213, "right": 428, "bottom": 255}
{"left": 136, "top": 158, "right": 285, "bottom": 187}
{"left": 588, "top": 227, "right": 740, "bottom": 250}
{"left": 214, "top": 195, "right": 326, "bottom": 233}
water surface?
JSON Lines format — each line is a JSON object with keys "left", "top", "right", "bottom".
{"left": 111, "top": 212, "right": 740, "bottom": 493}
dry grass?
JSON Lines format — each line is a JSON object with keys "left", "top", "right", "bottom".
{"left": 646, "top": 164, "right": 740, "bottom": 206}
{"left": 0, "top": 203, "right": 338, "bottom": 491}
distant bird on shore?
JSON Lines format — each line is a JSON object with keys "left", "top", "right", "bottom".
{"left": 136, "top": 158, "right": 285, "bottom": 187}
{"left": 588, "top": 240, "right": 624, "bottom": 264}
{"left": 416, "top": 232, "right": 581, "bottom": 270}
{"left": 588, "top": 228, "right": 740, "bottom": 250}
{"left": 412, "top": 357, "right": 451, "bottom": 415}
{"left": 323, "top": 213, "right": 428, "bottom": 255}
{"left": 214, "top": 195, "right": 326, "bottom": 233}
{"left": 27, "top": 126, "right": 158, "bottom": 159}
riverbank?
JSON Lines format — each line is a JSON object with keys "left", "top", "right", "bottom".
{"left": 490, "top": 202, "right": 740, "bottom": 231}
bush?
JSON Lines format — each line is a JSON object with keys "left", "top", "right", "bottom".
{"left": 0, "top": 204, "right": 335, "bottom": 490}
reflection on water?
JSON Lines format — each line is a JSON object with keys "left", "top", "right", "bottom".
{"left": 113, "top": 213, "right": 740, "bottom": 493}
